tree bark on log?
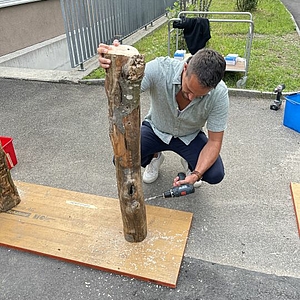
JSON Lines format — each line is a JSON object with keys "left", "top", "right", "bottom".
{"left": 104, "top": 45, "right": 147, "bottom": 243}
{"left": 0, "top": 145, "right": 21, "bottom": 212}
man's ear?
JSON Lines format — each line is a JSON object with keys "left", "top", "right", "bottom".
{"left": 183, "top": 62, "right": 188, "bottom": 72}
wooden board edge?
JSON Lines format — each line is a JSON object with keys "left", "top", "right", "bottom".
{"left": 290, "top": 182, "right": 300, "bottom": 237}
{"left": 0, "top": 241, "right": 178, "bottom": 288}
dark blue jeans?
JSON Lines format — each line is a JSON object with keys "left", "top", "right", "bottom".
{"left": 141, "top": 121, "right": 224, "bottom": 184}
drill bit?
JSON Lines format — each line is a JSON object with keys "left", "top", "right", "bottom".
{"left": 144, "top": 194, "right": 163, "bottom": 201}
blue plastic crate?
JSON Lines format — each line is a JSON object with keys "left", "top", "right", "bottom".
{"left": 283, "top": 93, "right": 300, "bottom": 133}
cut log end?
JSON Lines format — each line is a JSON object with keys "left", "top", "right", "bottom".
{"left": 105, "top": 45, "right": 145, "bottom": 82}
{"left": 107, "top": 45, "right": 139, "bottom": 56}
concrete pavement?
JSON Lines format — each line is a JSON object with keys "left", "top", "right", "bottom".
{"left": 281, "top": 0, "right": 300, "bottom": 32}
{"left": 1, "top": 78, "right": 300, "bottom": 299}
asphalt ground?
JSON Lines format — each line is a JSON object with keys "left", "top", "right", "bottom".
{"left": 281, "top": 0, "right": 300, "bottom": 30}
{"left": 1, "top": 1, "right": 300, "bottom": 299}
{"left": 0, "top": 78, "right": 300, "bottom": 300}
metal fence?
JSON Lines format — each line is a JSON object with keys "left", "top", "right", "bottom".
{"left": 60, "top": 0, "right": 177, "bottom": 69}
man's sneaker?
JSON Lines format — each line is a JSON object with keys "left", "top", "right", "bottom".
{"left": 143, "top": 152, "right": 165, "bottom": 184}
{"left": 181, "top": 158, "right": 202, "bottom": 188}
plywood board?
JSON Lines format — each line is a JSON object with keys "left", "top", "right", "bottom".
{"left": 0, "top": 181, "right": 193, "bottom": 288}
{"left": 290, "top": 182, "right": 300, "bottom": 236}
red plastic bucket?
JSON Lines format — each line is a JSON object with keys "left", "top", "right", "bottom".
{"left": 0, "top": 136, "right": 18, "bottom": 169}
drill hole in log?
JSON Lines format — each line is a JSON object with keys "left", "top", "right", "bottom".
{"left": 129, "top": 184, "right": 135, "bottom": 196}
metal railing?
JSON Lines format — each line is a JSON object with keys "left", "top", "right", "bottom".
{"left": 60, "top": 0, "right": 177, "bottom": 69}
{"left": 178, "top": 0, "right": 212, "bottom": 11}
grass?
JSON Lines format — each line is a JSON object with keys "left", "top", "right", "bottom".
{"left": 85, "top": 0, "right": 300, "bottom": 92}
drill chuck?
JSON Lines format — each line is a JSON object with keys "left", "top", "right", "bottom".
{"left": 274, "top": 84, "right": 285, "bottom": 93}
{"left": 163, "top": 184, "right": 195, "bottom": 198}
{"left": 144, "top": 172, "right": 195, "bottom": 201}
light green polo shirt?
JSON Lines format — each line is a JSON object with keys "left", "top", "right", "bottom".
{"left": 141, "top": 56, "right": 229, "bottom": 145}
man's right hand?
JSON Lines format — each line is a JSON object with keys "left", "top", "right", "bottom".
{"left": 97, "top": 40, "right": 120, "bottom": 69}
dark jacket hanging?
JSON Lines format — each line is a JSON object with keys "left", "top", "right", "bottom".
{"left": 173, "top": 17, "right": 211, "bottom": 55}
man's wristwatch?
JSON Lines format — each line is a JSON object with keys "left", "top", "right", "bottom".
{"left": 191, "top": 170, "right": 202, "bottom": 181}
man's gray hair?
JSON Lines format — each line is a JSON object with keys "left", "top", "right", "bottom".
{"left": 186, "top": 48, "right": 226, "bottom": 88}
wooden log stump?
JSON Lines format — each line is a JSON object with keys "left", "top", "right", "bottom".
{"left": 104, "top": 45, "right": 147, "bottom": 243}
{"left": 0, "top": 145, "right": 21, "bottom": 212}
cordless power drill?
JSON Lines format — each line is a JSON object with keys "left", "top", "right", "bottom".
{"left": 270, "top": 84, "right": 285, "bottom": 110}
{"left": 145, "top": 172, "right": 195, "bottom": 201}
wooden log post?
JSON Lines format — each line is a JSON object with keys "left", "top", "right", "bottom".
{"left": 104, "top": 45, "right": 147, "bottom": 243}
{"left": 0, "top": 145, "right": 21, "bottom": 212}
